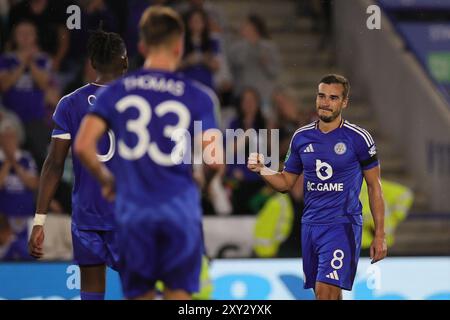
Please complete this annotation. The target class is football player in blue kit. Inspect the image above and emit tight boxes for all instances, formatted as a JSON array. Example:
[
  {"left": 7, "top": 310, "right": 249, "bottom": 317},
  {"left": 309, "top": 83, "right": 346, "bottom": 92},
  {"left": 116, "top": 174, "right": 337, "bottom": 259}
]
[
  {"left": 28, "top": 30, "right": 128, "bottom": 300},
  {"left": 248, "top": 74, "right": 387, "bottom": 300},
  {"left": 74, "top": 7, "right": 223, "bottom": 300}
]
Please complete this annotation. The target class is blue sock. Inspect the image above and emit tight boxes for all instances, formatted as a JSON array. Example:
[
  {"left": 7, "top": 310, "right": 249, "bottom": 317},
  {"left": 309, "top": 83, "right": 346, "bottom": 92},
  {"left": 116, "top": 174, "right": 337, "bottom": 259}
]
[{"left": 80, "top": 291, "right": 105, "bottom": 300}]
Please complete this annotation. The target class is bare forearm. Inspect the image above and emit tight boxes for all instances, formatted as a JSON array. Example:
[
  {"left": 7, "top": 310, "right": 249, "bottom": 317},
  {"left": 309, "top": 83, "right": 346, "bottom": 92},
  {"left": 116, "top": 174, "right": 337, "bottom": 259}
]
[
  {"left": 261, "top": 171, "right": 291, "bottom": 193},
  {"left": 368, "top": 184, "right": 385, "bottom": 236},
  {"left": 35, "top": 158, "right": 65, "bottom": 213},
  {"left": 248, "top": 153, "right": 298, "bottom": 192}
]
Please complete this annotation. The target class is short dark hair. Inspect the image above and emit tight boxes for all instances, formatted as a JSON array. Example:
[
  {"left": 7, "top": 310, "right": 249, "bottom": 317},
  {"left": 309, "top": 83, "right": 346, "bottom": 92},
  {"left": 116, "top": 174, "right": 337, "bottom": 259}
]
[
  {"left": 87, "top": 28, "right": 126, "bottom": 72},
  {"left": 139, "top": 6, "right": 185, "bottom": 47},
  {"left": 319, "top": 74, "right": 350, "bottom": 99}
]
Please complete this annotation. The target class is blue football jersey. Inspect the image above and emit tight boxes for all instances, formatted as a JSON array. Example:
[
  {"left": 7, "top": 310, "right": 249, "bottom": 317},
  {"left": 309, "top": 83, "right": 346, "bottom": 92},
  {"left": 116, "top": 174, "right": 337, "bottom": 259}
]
[
  {"left": 52, "top": 83, "right": 116, "bottom": 230},
  {"left": 90, "top": 69, "right": 218, "bottom": 221},
  {"left": 284, "top": 120, "right": 379, "bottom": 225}
]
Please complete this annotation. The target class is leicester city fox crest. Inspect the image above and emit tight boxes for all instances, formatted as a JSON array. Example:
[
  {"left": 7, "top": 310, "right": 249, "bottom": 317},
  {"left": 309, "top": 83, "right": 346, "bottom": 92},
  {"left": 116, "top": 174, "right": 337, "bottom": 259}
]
[{"left": 334, "top": 142, "right": 347, "bottom": 155}]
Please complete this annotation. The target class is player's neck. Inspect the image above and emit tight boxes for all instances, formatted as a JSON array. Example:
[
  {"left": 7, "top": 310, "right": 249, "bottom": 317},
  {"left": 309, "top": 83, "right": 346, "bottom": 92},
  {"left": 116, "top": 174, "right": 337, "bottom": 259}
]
[
  {"left": 318, "top": 116, "right": 342, "bottom": 133},
  {"left": 94, "top": 74, "right": 120, "bottom": 85},
  {"left": 144, "top": 55, "right": 177, "bottom": 72}
]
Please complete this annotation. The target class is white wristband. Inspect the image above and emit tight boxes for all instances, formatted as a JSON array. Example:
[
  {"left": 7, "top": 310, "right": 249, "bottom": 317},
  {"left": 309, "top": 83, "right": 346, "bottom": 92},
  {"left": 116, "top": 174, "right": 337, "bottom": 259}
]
[
  {"left": 260, "top": 166, "right": 278, "bottom": 176},
  {"left": 33, "top": 214, "right": 47, "bottom": 226}
]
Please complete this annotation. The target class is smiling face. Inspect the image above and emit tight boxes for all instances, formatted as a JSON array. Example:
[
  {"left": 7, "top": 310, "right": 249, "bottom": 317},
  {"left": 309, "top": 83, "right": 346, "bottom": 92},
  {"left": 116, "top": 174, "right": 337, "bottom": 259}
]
[{"left": 316, "top": 83, "right": 348, "bottom": 123}]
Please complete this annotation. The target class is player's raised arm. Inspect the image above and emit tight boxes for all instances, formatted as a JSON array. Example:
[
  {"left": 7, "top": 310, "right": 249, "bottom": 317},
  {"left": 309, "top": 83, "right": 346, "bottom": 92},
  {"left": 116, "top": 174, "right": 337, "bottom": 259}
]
[
  {"left": 193, "top": 83, "right": 225, "bottom": 184},
  {"left": 28, "top": 137, "right": 70, "bottom": 259},
  {"left": 247, "top": 152, "right": 299, "bottom": 193},
  {"left": 74, "top": 115, "right": 115, "bottom": 201},
  {"left": 199, "top": 128, "right": 225, "bottom": 189},
  {"left": 363, "top": 165, "right": 387, "bottom": 264},
  {"left": 202, "top": 127, "right": 224, "bottom": 167}
]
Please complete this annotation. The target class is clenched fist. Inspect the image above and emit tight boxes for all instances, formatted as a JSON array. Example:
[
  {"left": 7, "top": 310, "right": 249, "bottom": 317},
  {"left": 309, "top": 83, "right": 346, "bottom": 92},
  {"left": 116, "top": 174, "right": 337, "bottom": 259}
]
[{"left": 247, "top": 153, "right": 264, "bottom": 173}]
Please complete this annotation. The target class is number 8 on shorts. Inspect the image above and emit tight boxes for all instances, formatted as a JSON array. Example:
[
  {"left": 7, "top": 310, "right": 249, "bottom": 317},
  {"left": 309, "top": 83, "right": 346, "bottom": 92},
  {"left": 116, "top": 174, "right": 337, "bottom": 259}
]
[{"left": 331, "top": 249, "right": 344, "bottom": 270}]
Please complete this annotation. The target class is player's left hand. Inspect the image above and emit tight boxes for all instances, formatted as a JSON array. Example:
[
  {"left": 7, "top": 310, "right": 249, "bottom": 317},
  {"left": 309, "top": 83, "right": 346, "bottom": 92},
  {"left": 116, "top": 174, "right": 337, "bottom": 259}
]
[{"left": 370, "top": 235, "right": 387, "bottom": 264}]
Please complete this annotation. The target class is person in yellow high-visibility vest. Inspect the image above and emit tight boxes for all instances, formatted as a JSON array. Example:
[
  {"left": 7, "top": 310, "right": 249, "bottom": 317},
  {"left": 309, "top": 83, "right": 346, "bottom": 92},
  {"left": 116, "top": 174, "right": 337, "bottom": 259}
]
[
  {"left": 192, "top": 255, "right": 214, "bottom": 300},
  {"left": 253, "top": 190, "right": 294, "bottom": 258},
  {"left": 360, "top": 179, "right": 413, "bottom": 250}
]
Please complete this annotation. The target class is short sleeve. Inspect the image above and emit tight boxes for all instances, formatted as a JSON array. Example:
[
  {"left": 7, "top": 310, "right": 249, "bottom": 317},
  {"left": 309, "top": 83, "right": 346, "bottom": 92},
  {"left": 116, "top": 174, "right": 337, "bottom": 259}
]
[
  {"left": 52, "top": 95, "right": 72, "bottom": 139},
  {"left": 283, "top": 133, "right": 303, "bottom": 175},
  {"left": 354, "top": 128, "right": 379, "bottom": 171}
]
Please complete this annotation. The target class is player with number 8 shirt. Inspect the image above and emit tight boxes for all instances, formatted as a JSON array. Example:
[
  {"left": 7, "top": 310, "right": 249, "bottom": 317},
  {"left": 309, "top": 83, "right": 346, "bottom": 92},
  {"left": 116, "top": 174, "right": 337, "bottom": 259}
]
[{"left": 247, "top": 74, "right": 387, "bottom": 300}]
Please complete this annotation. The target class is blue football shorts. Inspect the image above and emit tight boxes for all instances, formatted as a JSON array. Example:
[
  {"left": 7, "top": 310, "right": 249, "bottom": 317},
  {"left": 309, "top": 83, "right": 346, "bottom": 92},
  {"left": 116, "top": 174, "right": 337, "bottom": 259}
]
[
  {"left": 302, "top": 223, "right": 362, "bottom": 291},
  {"left": 71, "top": 223, "right": 119, "bottom": 271},
  {"left": 115, "top": 198, "right": 203, "bottom": 299}
]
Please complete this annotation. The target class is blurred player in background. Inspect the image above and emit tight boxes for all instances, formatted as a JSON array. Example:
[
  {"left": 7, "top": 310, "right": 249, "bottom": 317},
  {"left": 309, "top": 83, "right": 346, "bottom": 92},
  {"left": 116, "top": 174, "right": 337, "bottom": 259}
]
[
  {"left": 75, "top": 6, "right": 223, "bottom": 300},
  {"left": 248, "top": 74, "right": 387, "bottom": 300},
  {"left": 28, "top": 29, "right": 128, "bottom": 300}
]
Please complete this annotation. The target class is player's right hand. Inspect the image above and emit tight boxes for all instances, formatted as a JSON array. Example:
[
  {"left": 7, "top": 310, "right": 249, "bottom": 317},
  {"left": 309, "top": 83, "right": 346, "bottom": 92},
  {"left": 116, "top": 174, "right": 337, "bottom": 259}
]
[
  {"left": 28, "top": 225, "right": 45, "bottom": 259},
  {"left": 100, "top": 169, "right": 116, "bottom": 201},
  {"left": 247, "top": 153, "right": 264, "bottom": 173}
]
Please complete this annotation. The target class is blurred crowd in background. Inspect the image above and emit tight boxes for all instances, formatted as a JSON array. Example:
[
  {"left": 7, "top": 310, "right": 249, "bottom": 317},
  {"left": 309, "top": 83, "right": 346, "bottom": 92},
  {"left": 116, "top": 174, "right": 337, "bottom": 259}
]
[{"left": 0, "top": 0, "right": 351, "bottom": 260}]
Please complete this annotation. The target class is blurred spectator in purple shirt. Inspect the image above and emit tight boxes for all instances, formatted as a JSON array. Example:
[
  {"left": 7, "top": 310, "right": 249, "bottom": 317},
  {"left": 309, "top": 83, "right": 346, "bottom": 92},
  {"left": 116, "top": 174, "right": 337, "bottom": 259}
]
[
  {"left": 178, "top": 8, "right": 220, "bottom": 89},
  {"left": 0, "top": 110, "right": 38, "bottom": 219},
  {"left": 0, "top": 213, "right": 32, "bottom": 261},
  {"left": 0, "top": 111, "right": 37, "bottom": 261},
  {"left": 0, "top": 20, "right": 52, "bottom": 167},
  {"left": 8, "top": 0, "right": 70, "bottom": 72}
]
